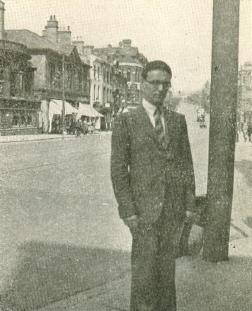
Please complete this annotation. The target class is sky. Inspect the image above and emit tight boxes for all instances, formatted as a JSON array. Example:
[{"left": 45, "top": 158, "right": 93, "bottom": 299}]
[{"left": 3, "top": 0, "right": 252, "bottom": 93}]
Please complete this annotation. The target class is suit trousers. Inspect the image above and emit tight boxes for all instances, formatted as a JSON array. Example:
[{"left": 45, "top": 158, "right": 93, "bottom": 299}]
[{"left": 130, "top": 199, "right": 184, "bottom": 311}]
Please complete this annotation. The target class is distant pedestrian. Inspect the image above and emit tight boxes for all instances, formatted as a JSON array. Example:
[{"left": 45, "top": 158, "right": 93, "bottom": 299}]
[
  {"left": 241, "top": 122, "right": 248, "bottom": 142},
  {"left": 75, "top": 119, "right": 82, "bottom": 137},
  {"left": 82, "top": 120, "right": 88, "bottom": 134},
  {"left": 69, "top": 119, "right": 76, "bottom": 135},
  {"left": 236, "top": 121, "right": 241, "bottom": 142},
  {"left": 247, "top": 121, "right": 252, "bottom": 142}
]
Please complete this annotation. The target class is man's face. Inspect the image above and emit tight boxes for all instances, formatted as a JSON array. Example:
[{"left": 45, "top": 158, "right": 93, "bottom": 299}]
[{"left": 142, "top": 69, "right": 171, "bottom": 106}]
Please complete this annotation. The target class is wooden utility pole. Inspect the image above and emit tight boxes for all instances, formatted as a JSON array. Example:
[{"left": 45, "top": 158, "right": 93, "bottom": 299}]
[{"left": 203, "top": 0, "right": 240, "bottom": 262}]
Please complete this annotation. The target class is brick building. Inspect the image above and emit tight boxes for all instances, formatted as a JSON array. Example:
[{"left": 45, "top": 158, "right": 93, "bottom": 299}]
[
  {"left": 0, "top": 1, "right": 40, "bottom": 135},
  {"left": 73, "top": 40, "right": 127, "bottom": 130},
  {"left": 6, "top": 15, "right": 90, "bottom": 133},
  {"left": 93, "top": 39, "right": 148, "bottom": 108}
]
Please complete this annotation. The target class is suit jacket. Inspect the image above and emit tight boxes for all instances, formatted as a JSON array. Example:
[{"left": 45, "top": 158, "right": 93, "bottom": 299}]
[{"left": 111, "top": 104, "right": 195, "bottom": 225}]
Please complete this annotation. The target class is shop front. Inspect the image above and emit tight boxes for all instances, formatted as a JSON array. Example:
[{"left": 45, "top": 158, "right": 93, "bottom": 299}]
[
  {"left": 99, "top": 104, "right": 112, "bottom": 130},
  {"left": 48, "top": 99, "right": 78, "bottom": 134},
  {"left": 77, "top": 103, "right": 103, "bottom": 130},
  {"left": 0, "top": 98, "right": 41, "bottom": 135}
]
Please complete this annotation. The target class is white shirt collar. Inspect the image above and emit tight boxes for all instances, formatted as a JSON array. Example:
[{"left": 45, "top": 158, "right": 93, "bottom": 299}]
[{"left": 142, "top": 98, "right": 157, "bottom": 117}]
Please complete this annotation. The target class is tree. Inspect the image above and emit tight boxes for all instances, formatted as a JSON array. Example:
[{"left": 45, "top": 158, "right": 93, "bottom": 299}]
[
  {"left": 187, "top": 81, "right": 210, "bottom": 112},
  {"left": 201, "top": 81, "right": 210, "bottom": 113}
]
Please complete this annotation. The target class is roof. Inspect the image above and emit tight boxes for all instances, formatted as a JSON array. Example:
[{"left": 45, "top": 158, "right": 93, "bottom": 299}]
[
  {"left": 60, "top": 44, "right": 75, "bottom": 55},
  {"left": 94, "top": 57, "right": 106, "bottom": 64},
  {"left": 120, "top": 54, "right": 142, "bottom": 66},
  {"left": 6, "top": 30, "right": 79, "bottom": 57},
  {"left": 94, "top": 46, "right": 139, "bottom": 58},
  {"left": 77, "top": 103, "right": 103, "bottom": 118},
  {"left": 6, "top": 29, "right": 61, "bottom": 52}
]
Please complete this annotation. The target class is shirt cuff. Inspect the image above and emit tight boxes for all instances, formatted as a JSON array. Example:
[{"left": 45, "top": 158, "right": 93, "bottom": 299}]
[{"left": 124, "top": 215, "right": 138, "bottom": 221}]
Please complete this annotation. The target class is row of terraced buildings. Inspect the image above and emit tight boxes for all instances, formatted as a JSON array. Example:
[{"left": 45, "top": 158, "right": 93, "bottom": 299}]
[{"left": 0, "top": 1, "right": 148, "bottom": 135}]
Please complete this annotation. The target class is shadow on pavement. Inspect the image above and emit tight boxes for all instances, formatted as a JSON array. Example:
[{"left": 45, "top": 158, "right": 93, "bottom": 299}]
[
  {"left": 176, "top": 254, "right": 252, "bottom": 311},
  {"left": 0, "top": 240, "right": 130, "bottom": 311},
  {"left": 76, "top": 255, "right": 252, "bottom": 311},
  {"left": 235, "top": 159, "right": 252, "bottom": 187},
  {"left": 244, "top": 217, "right": 252, "bottom": 229}
]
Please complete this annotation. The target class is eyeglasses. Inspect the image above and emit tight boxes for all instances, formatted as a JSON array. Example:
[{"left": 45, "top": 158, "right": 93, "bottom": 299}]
[{"left": 145, "top": 80, "right": 171, "bottom": 89}]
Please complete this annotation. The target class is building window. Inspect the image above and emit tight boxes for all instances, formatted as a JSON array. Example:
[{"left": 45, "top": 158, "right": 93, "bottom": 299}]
[
  {"left": 127, "top": 70, "right": 131, "bottom": 81},
  {"left": 72, "top": 67, "right": 79, "bottom": 91},
  {"left": 27, "top": 114, "right": 32, "bottom": 125},
  {"left": 97, "top": 86, "right": 100, "bottom": 100},
  {"left": 49, "top": 63, "right": 56, "bottom": 87},
  {"left": 78, "top": 70, "right": 82, "bottom": 91},
  {"left": 123, "top": 69, "right": 127, "bottom": 79},
  {"left": 103, "top": 87, "right": 106, "bottom": 103},
  {"left": 0, "top": 69, "right": 4, "bottom": 81},
  {"left": 24, "top": 71, "right": 33, "bottom": 96},
  {"left": 20, "top": 114, "right": 26, "bottom": 126},
  {"left": 0, "top": 69, "right": 5, "bottom": 95},
  {"left": 12, "top": 113, "right": 19, "bottom": 126},
  {"left": 66, "top": 64, "right": 71, "bottom": 89},
  {"left": 98, "top": 67, "right": 100, "bottom": 80},
  {"left": 10, "top": 71, "right": 19, "bottom": 97},
  {"left": 94, "top": 65, "right": 96, "bottom": 79},
  {"left": 94, "top": 85, "right": 96, "bottom": 100}
]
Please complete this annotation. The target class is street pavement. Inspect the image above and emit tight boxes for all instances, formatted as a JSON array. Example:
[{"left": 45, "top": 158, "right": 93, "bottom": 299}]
[
  {"left": 0, "top": 134, "right": 70, "bottom": 144},
  {"left": 0, "top": 131, "right": 131, "bottom": 311},
  {"left": 37, "top": 238, "right": 252, "bottom": 311},
  {"left": 0, "top": 103, "right": 251, "bottom": 310}
]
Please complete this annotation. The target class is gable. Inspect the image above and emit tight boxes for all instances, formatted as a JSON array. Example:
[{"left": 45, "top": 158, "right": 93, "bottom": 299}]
[{"left": 68, "top": 46, "right": 82, "bottom": 64}]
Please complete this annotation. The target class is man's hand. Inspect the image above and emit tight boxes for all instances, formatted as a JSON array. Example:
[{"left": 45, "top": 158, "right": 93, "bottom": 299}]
[{"left": 123, "top": 215, "right": 139, "bottom": 232}]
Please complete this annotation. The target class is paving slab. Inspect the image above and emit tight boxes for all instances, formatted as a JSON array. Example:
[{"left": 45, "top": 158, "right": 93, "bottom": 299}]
[{"left": 37, "top": 238, "right": 252, "bottom": 311}]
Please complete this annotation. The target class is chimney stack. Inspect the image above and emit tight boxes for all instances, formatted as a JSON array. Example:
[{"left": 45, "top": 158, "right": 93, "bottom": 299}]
[
  {"left": 57, "top": 25, "right": 71, "bottom": 46},
  {"left": 0, "top": 1, "right": 5, "bottom": 40},
  {"left": 122, "top": 39, "right": 132, "bottom": 48},
  {"left": 43, "top": 15, "right": 59, "bottom": 43},
  {"left": 72, "top": 37, "right": 85, "bottom": 55}
]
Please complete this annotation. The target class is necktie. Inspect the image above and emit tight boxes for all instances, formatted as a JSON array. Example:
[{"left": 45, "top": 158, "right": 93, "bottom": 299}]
[{"left": 154, "top": 106, "right": 166, "bottom": 148}]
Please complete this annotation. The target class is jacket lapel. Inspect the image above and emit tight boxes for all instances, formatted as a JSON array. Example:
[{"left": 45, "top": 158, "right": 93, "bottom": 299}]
[
  {"left": 136, "top": 105, "right": 173, "bottom": 151},
  {"left": 164, "top": 109, "right": 175, "bottom": 148},
  {"left": 136, "top": 104, "right": 159, "bottom": 141}
]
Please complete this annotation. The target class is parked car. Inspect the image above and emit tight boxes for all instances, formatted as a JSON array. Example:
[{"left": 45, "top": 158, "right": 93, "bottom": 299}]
[
  {"left": 197, "top": 108, "right": 205, "bottom": 122},
  {"left": 199, "top": 115, "right": 207, "bottom": 128}
]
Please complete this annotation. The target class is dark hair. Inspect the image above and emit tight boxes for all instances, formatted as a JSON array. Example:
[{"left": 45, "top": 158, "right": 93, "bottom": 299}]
[{"left": 142, "top": 60, "right": 172, "bottom": 80}]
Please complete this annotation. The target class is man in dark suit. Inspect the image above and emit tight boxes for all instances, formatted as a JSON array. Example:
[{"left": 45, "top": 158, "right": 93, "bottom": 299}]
[{"left": 111, "top": 60, "right": 196, "bottom": 311}]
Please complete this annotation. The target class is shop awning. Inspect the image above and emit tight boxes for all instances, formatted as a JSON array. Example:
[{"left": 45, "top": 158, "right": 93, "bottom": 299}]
[
  {"left": 78, "top": 103, "right": 104, "bottom": 118},
  {"left": 49, "top": 99, "right": 78, "bottom": 115}
]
